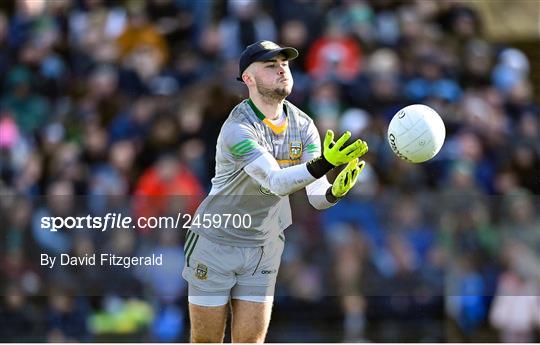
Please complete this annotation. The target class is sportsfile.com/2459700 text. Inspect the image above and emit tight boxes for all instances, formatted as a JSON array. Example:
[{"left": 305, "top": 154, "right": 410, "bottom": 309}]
[{"left": 40, "top": 212, "right": 252, "bottom": 232}]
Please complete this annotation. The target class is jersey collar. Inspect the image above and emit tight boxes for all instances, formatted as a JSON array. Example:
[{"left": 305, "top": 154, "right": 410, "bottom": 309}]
[{"left": 247, "top": 98, "right": 288, "bottom": 135}]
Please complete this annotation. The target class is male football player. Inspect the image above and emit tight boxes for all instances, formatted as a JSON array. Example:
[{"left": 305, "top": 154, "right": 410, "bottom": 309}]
[{"left": 182, "top": 40, "right": 368, "bottom": 342}]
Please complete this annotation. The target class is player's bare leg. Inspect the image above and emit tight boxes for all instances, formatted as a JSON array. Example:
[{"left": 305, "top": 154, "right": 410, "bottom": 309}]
[
  {"left": 189, "top": 303, "right": 228, "bottom": 343},
  {"left": 230, "top": 299, "right": 273, "bottom": 343}
]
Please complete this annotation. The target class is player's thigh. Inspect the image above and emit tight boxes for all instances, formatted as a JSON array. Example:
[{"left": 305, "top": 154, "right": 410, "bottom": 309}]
[
  {"left": 230, "top": 299, "right": 273, "bottom": 343},
  {"left": 189, "top": 302, "right": 229, "bottom": 343},
  {"left": 234, "top": 236, "right": 284, "bottom": 296},
  {"left": 231, "top": 239, "right": 284, "bottom": 303},
  {"left": 182, "top": 233, "right": 238, "bottom": 342},
  {"left": 230, "top": 238, "right": 284, "bottom": 342}
]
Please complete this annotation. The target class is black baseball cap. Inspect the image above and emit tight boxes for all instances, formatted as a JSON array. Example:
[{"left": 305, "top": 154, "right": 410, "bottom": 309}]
[{"left": 237, "top": 40, "right": 299, "bottom": 82}]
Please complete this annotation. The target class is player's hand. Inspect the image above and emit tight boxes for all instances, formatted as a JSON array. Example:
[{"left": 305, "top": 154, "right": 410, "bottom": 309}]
[
  {"left": 323, "top": 130, "right": 368, "bottom": 167},
  {"left": 331, "top": 158, "right": 365, "bottom": 198}
]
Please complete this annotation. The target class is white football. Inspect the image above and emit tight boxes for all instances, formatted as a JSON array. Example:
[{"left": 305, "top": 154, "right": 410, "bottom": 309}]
[{"left": 387, "top": 104, "right": 446, "bottom": 163}]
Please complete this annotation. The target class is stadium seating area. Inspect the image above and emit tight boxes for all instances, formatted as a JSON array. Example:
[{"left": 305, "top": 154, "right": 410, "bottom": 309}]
[{"left": 1, "top": 0, "right": 539, "bottom": 342}]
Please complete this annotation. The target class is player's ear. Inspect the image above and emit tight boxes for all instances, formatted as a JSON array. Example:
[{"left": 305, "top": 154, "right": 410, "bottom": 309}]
[
  {"left": 242, "top": 71, "right": 253, "bottom": 84},
  {"left": 243, "top": 65, "right": 256, "bottom": 84}
]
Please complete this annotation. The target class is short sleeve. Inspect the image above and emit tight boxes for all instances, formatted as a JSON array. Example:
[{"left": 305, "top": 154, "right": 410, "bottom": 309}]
[
  {"left": 221, "top": 121, "right": 268, "bottom": 167},
  {"left": 301, "top": 119, "right": 322, "bottom": 163}
]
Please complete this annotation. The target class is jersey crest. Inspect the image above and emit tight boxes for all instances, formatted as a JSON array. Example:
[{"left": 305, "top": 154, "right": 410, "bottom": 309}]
[{"left": 289, "top": 141, "right": 303, "bottom": 160}]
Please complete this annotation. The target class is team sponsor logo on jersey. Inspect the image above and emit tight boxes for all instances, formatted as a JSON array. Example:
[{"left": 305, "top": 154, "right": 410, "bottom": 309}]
[
  {"left": 261, "top": 269, "right": 277, "bottom": 275},
  {"left": 289, "top": 141, "right": 303, "bottom": 160},
  {"left": 195, "top": 263, "right": 208, "bottom": 280}
]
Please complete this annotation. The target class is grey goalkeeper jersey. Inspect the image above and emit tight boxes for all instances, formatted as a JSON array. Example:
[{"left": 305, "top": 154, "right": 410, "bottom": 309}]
[{"left": 190, "top": 99, "right": 321, "bottom": 247}]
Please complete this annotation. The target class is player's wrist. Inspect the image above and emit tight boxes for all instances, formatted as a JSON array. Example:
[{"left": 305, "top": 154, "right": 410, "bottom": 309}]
[{"left": 306, "top": 155, "right": 334, "bottom": 178}]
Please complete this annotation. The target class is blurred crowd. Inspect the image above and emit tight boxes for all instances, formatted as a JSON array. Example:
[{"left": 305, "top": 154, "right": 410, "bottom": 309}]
[{"left": 1, "top": 0, "right": 539, "bottom": 342}]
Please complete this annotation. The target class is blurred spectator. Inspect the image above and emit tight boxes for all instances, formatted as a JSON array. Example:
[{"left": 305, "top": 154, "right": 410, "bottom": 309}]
[
  {"left": 77, "top": 64, "right": 121, "bottom": 125},
  {"left": 344, "top": 48, "right": 404, "bottom": 115},
  {"left": 133, "top": 155, "right": 204, "bottom": 228},
  {"left": 145, "top": 0, "right": 193, "bottom": 49},
  {"left": 31, "top": 180, "right": 75, "bottom": 255},
  {"left": 326, "top": 0, "right": 375, "bottom": 44},
  {"left": 271, "top": 0, "right": 327, "bottom": 37},
  {"left": 387, "top": 195, "right": 435, "bottom": 262},
  {"left": 305, "top": 24, "right": 363, "bottom": 81},
  {"left": 109, "top": 139, "right": 137, "bottom": 184},
  {"left": 446, "top": 256, "right": 488, "bottom": 337},
  {"left": 488, "top": 188, "right": 540, "bottom": 341},
  {"left": 100, "top": 230, "right": 145, "bottom": 296},
  {"left": 459, "top": 39, "right": 493, "bottom": 88},
  {"left": 489, "top": 272, "right": 540, "bottom": 342},
  {"left": 218, "top": 0, "right": 277, "bottom": 60},
  {"left": 508, "top": 142, "right": 540, "bottom": 194},
  {"left": 116, "top": 3, "right": 169, "bottom": 72},
  {"left": 307, "top": 80, "right": 345, "bottom": 130},
  {"left": 326, "top": 223, "right": 369, "bottom": 342},
  {"left": 109, "top": 97, "right": 154, "bottom": 144},
  {"left": 46, "top": 294, "right": 89, "bottom": 342},
  {"left": 437, "top": 2, "right": 481, "bottom": 41},
  {"left": 493, "top": 48, "right": 530, "bottom": 96},
  {"left": 139, "top": 231, "right": 186, "bottom": 301},
  {"left": 1, "top": 66, "right": 49, "bottom": 134},
  {"left": 0, "top": 287, "right": 41, "bottom": 342}
]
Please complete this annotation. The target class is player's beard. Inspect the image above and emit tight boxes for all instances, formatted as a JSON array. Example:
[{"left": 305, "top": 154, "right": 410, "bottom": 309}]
[{"left": 255, "top": 77, "right": 292, "bottom": 103}]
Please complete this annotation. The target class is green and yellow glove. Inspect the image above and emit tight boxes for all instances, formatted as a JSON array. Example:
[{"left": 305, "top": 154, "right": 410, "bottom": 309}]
[
  {"left": 307, "top": 130, "right": 368, "bottom": 178},
  {"left": 331, "top": 158, "right": 365, "bottom": 198},
  {"left": 323, "top": 130, "right": 368, "bottom": 166}
]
